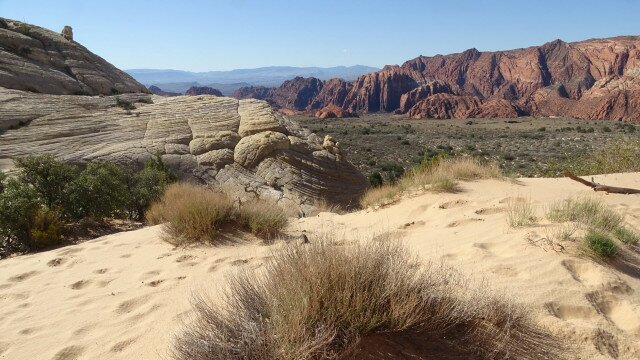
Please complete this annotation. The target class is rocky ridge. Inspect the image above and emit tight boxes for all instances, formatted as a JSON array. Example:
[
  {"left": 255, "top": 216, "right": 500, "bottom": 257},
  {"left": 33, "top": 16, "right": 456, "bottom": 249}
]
[
  {"left": 0, "top": 18, "right": 147, "bottom": 95},
  {"left": 0, "top": 88, "right": 367, "bottom": 212},
  {"left": 234, "top": 37, "right": 640, "bottom": 120}
]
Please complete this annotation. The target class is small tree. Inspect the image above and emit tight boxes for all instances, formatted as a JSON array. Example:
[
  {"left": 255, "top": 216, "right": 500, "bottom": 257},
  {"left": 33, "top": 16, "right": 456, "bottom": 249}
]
[
  {"left": 0, "top": 179, "right": 42, "bottom": 254},
  {"left": 64, "top": 162, "right": 129, "bottom": 220},
  {"left": 14, "top": 155, "right": 78, "bottom": 209},
  {"left": 127, "top": 155, "right": 176, "bottom": 220}
]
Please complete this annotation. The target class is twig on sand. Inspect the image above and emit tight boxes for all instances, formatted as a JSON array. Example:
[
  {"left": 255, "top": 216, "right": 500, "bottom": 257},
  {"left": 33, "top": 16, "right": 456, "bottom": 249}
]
[{"left": 564, "top": 172, "right": 640, "bottom": 194}]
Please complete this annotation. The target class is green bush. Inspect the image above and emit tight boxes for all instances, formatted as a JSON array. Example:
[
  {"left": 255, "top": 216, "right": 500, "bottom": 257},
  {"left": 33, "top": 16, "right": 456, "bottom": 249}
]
[
  {"left": 367, "top": 172, "right": 383, "bottom": 187},
  {"left": 14, "top": 155, "right": 78, "bottom": 208},
  {"left": 585, "top": 230, "right": 616, "bottom": 258},
  {"left": 0, "top": 172, "right": 6, "bottom": 193},
  {"left": 613, "top": 226, "right": 639, "bottom": 245},
  {"left": 64, "top": 162, "right": 130, "bottom": 219},
  {"left": 0, "top": 179, "right": 42, "bottom": 254},
  {"left": 127, "top": 156, "right": 176, "bottom": 220}
]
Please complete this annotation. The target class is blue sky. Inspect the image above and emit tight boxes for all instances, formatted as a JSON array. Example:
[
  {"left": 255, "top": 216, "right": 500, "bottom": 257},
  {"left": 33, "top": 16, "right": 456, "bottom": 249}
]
[{"left": 1, "top": 0, "right": 639, "bottom": 71}]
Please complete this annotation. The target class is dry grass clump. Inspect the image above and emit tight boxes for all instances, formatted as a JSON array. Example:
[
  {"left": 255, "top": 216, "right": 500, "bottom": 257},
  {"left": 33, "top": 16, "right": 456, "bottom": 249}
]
[
  {"left": 172, "top": 240, "right": 561, "bottom": 360},
  {"left": 145, "top": 183, "right": 287, "bottom": 244},
  {"left": 360, "top": 157, "right": 501, "bottom": 207},
  {"left": 546, "top": 197, "right": 623, "bottom": 232},
  {"left": 506, "top": 197, "right": 537, "bottom": 228},
  {"left": 545, "top": 197, "right": 638, "bottom": 257},
  {"left": 237, "top": 200, "right": 288, "bottom": 241}
]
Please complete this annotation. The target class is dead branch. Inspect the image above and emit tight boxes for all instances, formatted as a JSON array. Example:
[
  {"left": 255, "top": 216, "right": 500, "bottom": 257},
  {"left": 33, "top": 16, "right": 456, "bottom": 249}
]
[{"left": 564, "top": 171, "right": 640, "bottom": 194}]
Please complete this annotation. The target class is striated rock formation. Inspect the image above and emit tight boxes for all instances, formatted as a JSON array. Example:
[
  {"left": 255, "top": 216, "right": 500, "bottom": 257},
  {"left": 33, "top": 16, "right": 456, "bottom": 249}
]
[
  {"left": 0, "top": 88, "right": 368, "bottom": 211},
  {"left": 315, "top": 104, "right": 357, "bottom": 119},
  {"left": 0, "top": 18, "right": 148, "bottom": 95},
  {"left": 235, "top": 37, "right": 640, "bottom": 121},
  {"left": 185, "top": 86, "right": 223, "bottom": 96}
]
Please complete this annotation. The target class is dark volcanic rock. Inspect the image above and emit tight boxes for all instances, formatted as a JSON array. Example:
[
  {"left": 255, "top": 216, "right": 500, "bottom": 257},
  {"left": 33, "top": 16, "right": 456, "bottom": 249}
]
[
  {"left": 185, "top": 86, "right": 223, "bottom": 96},
  {"left": 0, "top": 18, "right": 148, "bottom": 95}
]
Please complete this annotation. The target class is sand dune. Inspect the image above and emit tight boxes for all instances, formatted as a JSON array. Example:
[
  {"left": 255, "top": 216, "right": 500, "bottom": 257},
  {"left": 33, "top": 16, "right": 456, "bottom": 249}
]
[{"left": 1, "top": 174, "right": 639, "bottom": 359}]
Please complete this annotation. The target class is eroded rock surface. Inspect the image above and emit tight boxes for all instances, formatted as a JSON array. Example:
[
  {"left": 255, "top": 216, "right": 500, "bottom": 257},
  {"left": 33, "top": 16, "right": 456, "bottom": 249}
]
[
  {"left": 0, "top": 18, "right": 147, "bottom": 95},
  {"left": 0, "top": 89, "right": 367, "bottom": 212},
  {"left": 234, "top": 36, "right": 640, "bottom": 121}
]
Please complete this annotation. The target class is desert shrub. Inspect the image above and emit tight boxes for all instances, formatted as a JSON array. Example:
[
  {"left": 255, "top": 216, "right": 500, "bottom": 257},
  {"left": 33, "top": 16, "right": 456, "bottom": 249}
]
[
  {"left": 147, "top": 183, "right": 236, "bottom": 245},
  {"left": 0, "top": 18, "right": 8, "bottom": 29},
  {"left": 237, "top": 200, "right": 287, "bottom": 240},
  {"left": 506, "top": 197, "right": 537, "bottom": 228},
  {"left": 64, "top": 162, "right": 130, "bottom": 219},
  {"left": 126, "top": 155, "right": 176, "bottom": 220},
  {"left": 0, "top": 172, "right": 6, "bottom": 193},
  {"left": 115, "top": 97, "right": 136, "bottom": 110},
  {"left": 367, "top": 171, "right": 383, "bottom": 187},
  {"left": 585, "top": 230, "right": 616, "bottom": 258},
  {"left": 360, "top": 157, "right": 501, "bottom": 207},
  {"left": 29, "top": 208, "right": 63, "bottom": 249},
  {"left": 172, "top": 240, "right": 560, "bottom": 360},
  {"left": 0, "top": 179, "right": 42, "bottom": 254},
  {"left": 15, "top": 23, "right": 30, "bottom": 35},
  {"left": 379, "top": 162, "right": 405, "bottom": 183},
  {"left": 14, "top": 155, "right": 79, "bottom": 208},
  {"left": 546, "top": 197, "right": 622, "bottom": 232},
  {"left": 613, "top": 226, "right": 639, "bottom": 245},
  {"left": 545, "top": 138, "right": 640, "bottom": 176}
]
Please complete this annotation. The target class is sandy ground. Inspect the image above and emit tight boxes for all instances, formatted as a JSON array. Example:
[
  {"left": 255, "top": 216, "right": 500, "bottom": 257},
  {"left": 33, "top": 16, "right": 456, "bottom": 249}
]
[{"left": 1, "top": 173, "right": 639, "bottom": 359}]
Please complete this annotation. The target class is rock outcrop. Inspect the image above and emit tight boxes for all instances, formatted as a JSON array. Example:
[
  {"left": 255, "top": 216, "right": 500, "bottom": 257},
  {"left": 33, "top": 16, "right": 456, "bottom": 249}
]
[
  {"left": 234, "top": 36, "right": 640, "bottom": 121},
  {"left": 315, "top": 104, "right": 357, "bottom": 119},
  {"left": 0, "top": 88, "right": 368, "bottom": 211},
  {"left": 185, "top": 86, "right": 223, "bottom": 96},
  {"left": 0, "top": 18, "right": 148, "bottom": 95},
  {"left": 148, "top": 85, "right": 180, "bottom": 97}
]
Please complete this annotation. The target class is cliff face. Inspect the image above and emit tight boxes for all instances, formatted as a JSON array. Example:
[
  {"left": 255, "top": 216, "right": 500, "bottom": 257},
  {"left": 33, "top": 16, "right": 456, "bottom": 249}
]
[
  {"left": 0, "top": 18, "right": 148, "bottom": 95},
  {"left": 235, "top": 36, "right": 640, "bottom": 120}
]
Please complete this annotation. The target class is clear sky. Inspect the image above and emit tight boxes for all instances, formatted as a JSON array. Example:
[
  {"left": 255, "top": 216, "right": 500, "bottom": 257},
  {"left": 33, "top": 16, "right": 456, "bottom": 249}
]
[{"left": 1, "top": 0, "right": 639, "bottom": 72}]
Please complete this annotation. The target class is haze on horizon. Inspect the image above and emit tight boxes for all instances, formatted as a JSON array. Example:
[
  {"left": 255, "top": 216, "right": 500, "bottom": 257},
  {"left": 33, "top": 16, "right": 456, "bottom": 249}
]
[{"left": 1, "top": 0, "right": 639, "bottom": 72}]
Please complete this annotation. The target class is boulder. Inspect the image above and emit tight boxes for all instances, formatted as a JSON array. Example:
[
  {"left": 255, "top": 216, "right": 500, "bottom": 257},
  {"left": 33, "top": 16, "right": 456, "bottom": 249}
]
[
  {"left": 233, "top": 131, "right": 290, "bottom": 168},
  {"left": 189, "top": 131, "right": 241, "bottom": 155},
  {"left": 60, "top": 26, "right": 73, "bottom": 41},
  {"left": 315, "top": 104, "right": 357, "bottom": 119}
]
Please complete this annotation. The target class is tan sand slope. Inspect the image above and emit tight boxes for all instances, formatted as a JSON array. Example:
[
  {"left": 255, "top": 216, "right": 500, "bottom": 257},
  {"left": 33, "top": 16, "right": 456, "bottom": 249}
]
[{"left": 1, "top": 174, "right": 639, "bottom": 359}]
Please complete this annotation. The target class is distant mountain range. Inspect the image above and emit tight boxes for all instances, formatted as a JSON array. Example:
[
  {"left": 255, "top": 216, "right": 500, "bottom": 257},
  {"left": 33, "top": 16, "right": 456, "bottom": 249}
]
[{"left": 125, "top": 66, "right": 378, "bottom": 95}]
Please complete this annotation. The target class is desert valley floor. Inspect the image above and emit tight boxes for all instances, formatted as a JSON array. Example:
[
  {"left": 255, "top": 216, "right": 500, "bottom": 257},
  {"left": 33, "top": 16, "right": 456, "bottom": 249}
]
[{"left": 0, "top": 174, "right": 639, "bottom": 359}]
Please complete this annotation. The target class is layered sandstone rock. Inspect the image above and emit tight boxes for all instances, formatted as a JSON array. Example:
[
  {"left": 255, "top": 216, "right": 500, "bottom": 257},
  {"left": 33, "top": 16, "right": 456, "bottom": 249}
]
[
  {"left": 0, "top": 18, "right": 148, "bottom": 95},
  {"left": 185, "top": 86, "right": 223, "bottom": 96},
  {"left": 235, "top": 37, "right": 640, "bottom": 121},
  {"left": 0, "top": 88, "right": 368, "bottom": 212},
  {"left": 315, "top": 104, "right": 357, "bottom": 119}
]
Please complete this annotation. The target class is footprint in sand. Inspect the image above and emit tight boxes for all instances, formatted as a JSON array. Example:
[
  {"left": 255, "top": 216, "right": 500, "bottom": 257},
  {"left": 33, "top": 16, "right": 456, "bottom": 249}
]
[
  {"left": 398, "top": 220, "right": 426, "bottom": 229},
  {"left": 52, "top": 345, "right": 85, "bottom": 360},
  {"left": 115, "top": 295, "right": 151, "bottom": 315},
  {"left": 499, "top": 196, "right": 526, "bottom": 204},
  {"left": 70, "top": 280, "right": 91, "bottom": 290},
  {"left": 145, "top": 279, "right": 165, "bottom": 288},
  {"left": 175, "top": 255, "right": 196, "bottom": 263},
  {"left": 447, "top": 218, "right": 484, "bottom": 228},
  {"left": 93, "top": 268, "right": 109, "bottom": 274},
  {"left": 586, "top": 291, "right": 640, "bottom": 332},
  {"left": 72, "top": 323, "right": 97, "bottom": 337},
  {"left": 120, "top": 254, "right": 132, "bottom": 259},
  {"left": 544, "top": 301, "right": 597, "bottom": 320},
  {"left": 438, "top": 199, "right": 468, "bottom": 209},
  {"left": 490, "top": 264, "right": 518, "bottom": 277},
  {"left": 231, "top": 258, "right": 252, "bottom": 266},
  {"left": 47, "top": 257, "right": 66, "bottom": 267},
  {"left": 560, "top": 259, "right": 633, "bottom": 294},
  {"left": 19, "top": 326, "right": 40, "bottom": 335},
  {"left": 8, "top": 271, "right": 39, "bottom": 282},
  {"left": 474, "top": 207, "right": 505, "bottom": 215},
  {"left": 110, "top": 337, "right": 138, "bottom": 353},
  {"left": 472, "top": 242, "right": 498, "bottom": 252}
]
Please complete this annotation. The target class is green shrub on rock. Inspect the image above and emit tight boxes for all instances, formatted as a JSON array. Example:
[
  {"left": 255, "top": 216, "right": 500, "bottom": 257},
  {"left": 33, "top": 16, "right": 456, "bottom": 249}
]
[
  {"left": 14, "top": 155, "right": 78, "bottom": 208},
  {"left": 29, "top": 208, "right": 63, "bottom": 249},
  {"left": 0, "top": 179, "right": 42, "bottom": 254}
]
